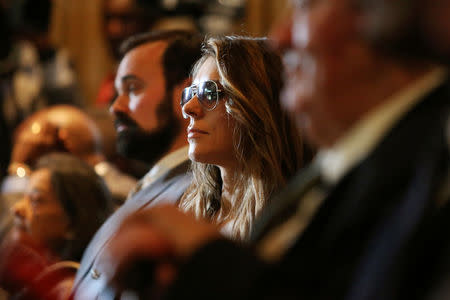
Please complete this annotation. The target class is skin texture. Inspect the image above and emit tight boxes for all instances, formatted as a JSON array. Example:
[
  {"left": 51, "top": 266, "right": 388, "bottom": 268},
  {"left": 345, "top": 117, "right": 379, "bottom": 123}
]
[
  {"left": 112, "top": 42, "right": 169, "bottom": 134},
  {"left": 12, "top": 169, "right": 70, "bottom": 251},
  {"left": 281, "top": 0, "right": 383, "bottom": 147},
  {"left": 280, "top": 0, "right": 430, "bottom": 148},
  {"left": 110, "top": 41, "right": 189, "bottom": 163},
  {"left": 182, "top": 57, "right": 237, "bottom": 171}
]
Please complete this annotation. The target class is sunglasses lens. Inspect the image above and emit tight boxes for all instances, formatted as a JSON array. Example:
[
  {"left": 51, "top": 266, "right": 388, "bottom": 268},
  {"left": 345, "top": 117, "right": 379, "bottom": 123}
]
[
  {"left": 198, "top": 81, "right": 218, "bottom": 109},
  {"left": 181, "top": 87, "right": 192, "bottom": 106}
]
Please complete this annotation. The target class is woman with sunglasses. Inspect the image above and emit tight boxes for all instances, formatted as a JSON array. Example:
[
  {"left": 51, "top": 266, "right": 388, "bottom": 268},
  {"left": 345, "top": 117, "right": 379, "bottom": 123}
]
[{"left": 179, "top": 35, "right": 303, "bottom": 240}]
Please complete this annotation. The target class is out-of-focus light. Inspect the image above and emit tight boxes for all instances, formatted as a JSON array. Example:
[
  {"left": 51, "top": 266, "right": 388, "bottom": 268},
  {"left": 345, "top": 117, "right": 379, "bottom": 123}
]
[
  {"left": 200, "top": 15, "right": 232, "bottom": 34},
  {"left": 95, "top": 162, "right": 109, "bottom": 176},
  {"left": 17, "top": 167, "right": 27, "bottom": 178},
  {"left": 31, "top": 122, "right": 41, "bottom": 134}
]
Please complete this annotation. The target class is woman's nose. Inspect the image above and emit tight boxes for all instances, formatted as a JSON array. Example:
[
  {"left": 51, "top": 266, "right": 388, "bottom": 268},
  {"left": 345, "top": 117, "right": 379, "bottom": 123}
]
[{"left": 182, "top": 94, "right": 204, "bottom": 119}]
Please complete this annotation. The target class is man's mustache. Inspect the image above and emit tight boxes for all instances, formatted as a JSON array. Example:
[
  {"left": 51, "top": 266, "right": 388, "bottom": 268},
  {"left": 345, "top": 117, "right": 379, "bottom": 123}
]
[{"left": 114, "top": 112, "right": 139, "bottom": 130}]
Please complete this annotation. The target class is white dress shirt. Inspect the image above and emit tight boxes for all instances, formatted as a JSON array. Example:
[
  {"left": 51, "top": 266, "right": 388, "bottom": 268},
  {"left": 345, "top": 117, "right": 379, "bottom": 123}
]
[{"left": 129, "top": 146, "right": 189, "bottom": 198}]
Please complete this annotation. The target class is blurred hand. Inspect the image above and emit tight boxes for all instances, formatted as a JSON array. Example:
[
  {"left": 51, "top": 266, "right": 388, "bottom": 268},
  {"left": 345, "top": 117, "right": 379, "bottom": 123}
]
[
  {"left": 11, "top": 121, "right": 61, "bottom": 166},
  {"left": 97, "top": 205, "right": 221, "bottom": 298}
]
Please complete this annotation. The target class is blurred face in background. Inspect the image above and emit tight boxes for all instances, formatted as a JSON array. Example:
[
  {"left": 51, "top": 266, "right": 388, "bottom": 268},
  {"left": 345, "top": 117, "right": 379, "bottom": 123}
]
[
  {"left": 12, "top": 168, "right": 70, "bottom": 250},
  {"left": 277, "top": 0, "right": 383, "bottom": 147},
  {"left": 103, "top": 0, "right": 152, "bottom": 59},
  {"left": 111, "top": 42, "right": 180, "bottom": 165}
]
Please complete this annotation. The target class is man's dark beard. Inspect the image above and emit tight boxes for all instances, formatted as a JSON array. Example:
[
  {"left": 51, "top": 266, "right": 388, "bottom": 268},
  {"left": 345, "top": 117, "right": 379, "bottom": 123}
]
[{"left": 114, "top": 95, "right": 180, "bottom": 166}]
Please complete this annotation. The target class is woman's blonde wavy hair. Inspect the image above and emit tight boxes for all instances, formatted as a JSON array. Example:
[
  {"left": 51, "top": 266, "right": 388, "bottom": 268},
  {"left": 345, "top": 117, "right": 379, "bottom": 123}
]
[{"left": 179, "top": 36, "right": 303, "bottom": 240}]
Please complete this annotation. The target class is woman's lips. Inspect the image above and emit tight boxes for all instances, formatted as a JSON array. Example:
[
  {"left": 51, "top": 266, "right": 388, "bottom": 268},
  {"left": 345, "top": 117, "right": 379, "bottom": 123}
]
[{"left": 187, "top": 127, "right": 208, "bottom": 138}]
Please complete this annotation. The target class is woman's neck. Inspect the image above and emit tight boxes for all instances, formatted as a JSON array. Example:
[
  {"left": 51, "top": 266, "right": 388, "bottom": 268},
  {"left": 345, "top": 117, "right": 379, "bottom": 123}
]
[{"left": 218, "top": 166, "right": 237, "bottom": 207}]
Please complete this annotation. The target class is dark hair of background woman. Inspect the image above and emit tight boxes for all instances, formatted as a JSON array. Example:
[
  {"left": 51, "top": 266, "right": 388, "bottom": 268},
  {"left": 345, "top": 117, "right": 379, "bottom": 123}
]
[{"left": 34, "top": 153, "right": 114, "bottom": 261}]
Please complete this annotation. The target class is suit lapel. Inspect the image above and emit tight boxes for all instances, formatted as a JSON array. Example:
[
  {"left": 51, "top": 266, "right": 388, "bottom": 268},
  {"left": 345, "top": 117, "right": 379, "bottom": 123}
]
[
  {"left": 74, "top": 160, "right": 191, "bottom": 286},
  {"left": 255, "top": 81, "right": 449, "bottom": 299},
  {"left": 250, "top": 84, "right": 449, "bottom": 299},
  {"left": 250, "top": 162, "right": 322, "bottom": 243}
]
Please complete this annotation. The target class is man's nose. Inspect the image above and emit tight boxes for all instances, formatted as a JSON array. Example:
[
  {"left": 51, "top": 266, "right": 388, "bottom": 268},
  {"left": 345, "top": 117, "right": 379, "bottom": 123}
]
[{"left": 110, "top": 93, "right": 130, "bottom": 116}]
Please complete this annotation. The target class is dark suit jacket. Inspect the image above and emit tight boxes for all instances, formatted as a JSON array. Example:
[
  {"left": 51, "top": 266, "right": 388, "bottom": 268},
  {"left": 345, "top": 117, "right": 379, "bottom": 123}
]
[
  {"left": 166, "top": 83, "right": 450, "bottom": 300},
  {"left": 71, "top": 160, "right": 191, "bottom": 299}
]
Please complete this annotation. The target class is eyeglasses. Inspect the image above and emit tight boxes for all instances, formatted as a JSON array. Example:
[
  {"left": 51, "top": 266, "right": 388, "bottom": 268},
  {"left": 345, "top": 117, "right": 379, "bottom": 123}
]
[{"left": 180, "top": 80, "right": 224, "bottom": 111}]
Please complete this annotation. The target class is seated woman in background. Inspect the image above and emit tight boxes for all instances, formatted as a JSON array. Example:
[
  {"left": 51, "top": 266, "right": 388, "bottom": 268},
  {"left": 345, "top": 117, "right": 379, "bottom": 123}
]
[
  {"left": 0, "top": 153, "right": 114, "bottom": 299},
  {"left": 179, "top": 35, "right": 303, "bottom": 240}
]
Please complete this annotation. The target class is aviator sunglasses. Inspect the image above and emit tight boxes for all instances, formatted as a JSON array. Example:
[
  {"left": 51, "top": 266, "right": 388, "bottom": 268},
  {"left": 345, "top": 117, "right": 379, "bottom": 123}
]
[{"left": 180, "top": 80, "right": 224, "bottom": 111}]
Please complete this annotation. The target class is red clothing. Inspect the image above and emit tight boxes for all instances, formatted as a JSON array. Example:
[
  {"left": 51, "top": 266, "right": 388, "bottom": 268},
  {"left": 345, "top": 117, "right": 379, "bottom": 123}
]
[{"left": 0, "top": 230, "right": 76, "bottom": 299}]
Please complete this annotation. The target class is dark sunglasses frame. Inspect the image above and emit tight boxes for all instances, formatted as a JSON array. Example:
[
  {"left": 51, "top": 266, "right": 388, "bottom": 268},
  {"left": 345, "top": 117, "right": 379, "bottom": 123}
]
[{"left": 180, "top": 80, "right": 224, "bottom": 111}]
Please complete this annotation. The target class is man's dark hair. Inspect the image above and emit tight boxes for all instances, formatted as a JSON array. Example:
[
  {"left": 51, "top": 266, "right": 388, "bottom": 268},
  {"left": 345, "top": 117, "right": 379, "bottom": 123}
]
[{"left": 120, "top": 30, "right": 203, "bottom": 91}]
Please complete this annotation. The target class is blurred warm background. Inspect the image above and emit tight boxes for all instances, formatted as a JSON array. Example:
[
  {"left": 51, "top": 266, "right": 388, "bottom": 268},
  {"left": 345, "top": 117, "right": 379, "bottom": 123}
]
[
  {"left": 49, "top": 0, "right": 291, "bottom": 105},
  {"left": 0, "top": 0, "right": 294, "bottom": 201}
]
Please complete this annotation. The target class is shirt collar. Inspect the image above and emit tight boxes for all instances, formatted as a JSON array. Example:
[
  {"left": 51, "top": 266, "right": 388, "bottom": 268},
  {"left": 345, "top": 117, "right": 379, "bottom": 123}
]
[
  {"left": 317, "top": 66, "right": 447, "bottom": 185},
  {"left": 152, "top": 145, "right": 189, "bottom": 171},
  {"left": 141, "top": 145, "right": 189, "bottom": 189}
]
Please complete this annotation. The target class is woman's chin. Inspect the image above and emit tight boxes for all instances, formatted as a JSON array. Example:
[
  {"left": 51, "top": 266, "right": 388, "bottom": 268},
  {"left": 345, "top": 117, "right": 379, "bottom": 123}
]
[
  {"left": 188, "top": 153, "right": 205, "bottom": 164},
  {"left": 188, "top": 149, "right": 212, "bottom": 165}
]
